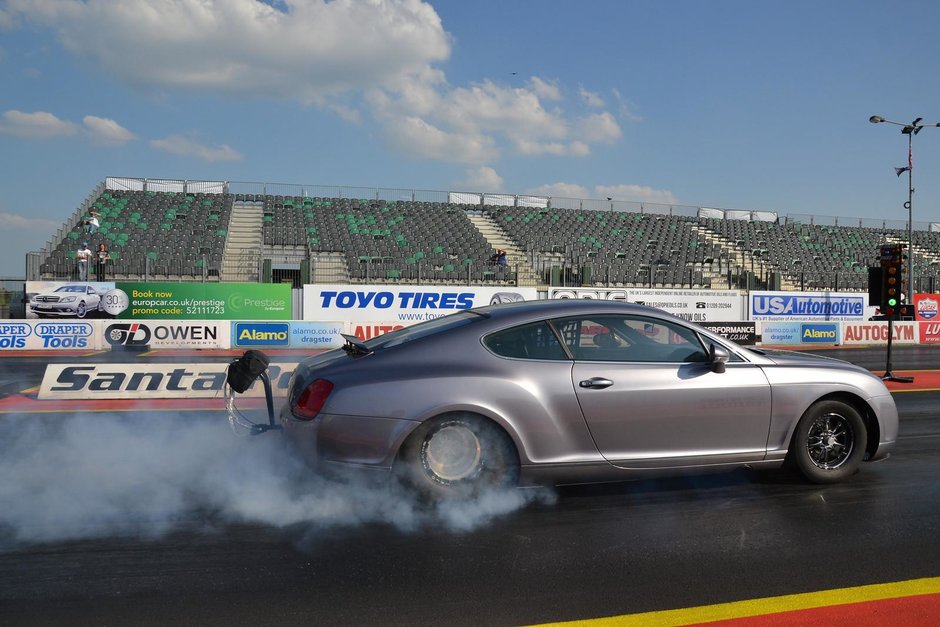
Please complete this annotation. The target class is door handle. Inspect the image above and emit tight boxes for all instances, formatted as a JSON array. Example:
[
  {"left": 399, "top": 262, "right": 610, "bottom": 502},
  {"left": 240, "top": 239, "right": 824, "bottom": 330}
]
[{"left": 579, "top": 377, "right": 613, "bottom": 389}]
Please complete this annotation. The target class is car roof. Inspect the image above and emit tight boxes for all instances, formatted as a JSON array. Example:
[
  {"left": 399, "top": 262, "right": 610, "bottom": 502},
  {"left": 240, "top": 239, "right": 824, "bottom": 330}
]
[{"left": 475, "top": 298, "right": 668, "bottom": 324}]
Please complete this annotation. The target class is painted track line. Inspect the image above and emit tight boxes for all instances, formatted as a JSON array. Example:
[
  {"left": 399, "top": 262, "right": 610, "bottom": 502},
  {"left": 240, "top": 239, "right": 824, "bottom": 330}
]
[{"left": 532, "top": 576, "right": 940, "bottom": 626}]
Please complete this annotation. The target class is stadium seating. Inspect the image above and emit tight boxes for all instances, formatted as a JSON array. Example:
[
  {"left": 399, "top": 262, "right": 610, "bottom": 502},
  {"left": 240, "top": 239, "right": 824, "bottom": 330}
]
[{"left": 34, "top": 184, "right": 940, "bottom": 293}]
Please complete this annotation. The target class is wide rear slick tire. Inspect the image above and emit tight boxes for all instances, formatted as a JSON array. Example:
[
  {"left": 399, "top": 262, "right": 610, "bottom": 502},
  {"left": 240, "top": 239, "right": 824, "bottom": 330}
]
[
  {"left": 398, "top": 413, "right": 519, "bottom": 500},
  {"left": 790, "top": 400, "right": 867, "bottom": 484}
]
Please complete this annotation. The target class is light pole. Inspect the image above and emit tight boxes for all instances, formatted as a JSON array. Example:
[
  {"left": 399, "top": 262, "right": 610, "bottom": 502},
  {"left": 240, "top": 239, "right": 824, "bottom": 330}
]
[{"left": 869, "top": 115, "right": 940, "bottom": 303}]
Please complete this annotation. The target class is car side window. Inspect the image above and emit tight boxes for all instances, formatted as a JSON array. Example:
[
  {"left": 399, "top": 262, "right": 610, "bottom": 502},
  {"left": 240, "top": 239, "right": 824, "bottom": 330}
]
[
  {"left": 552, "top": 315, "right": 709, "bottom": 363},
  {"left": 483, "top": 322, "right": 568, "bottom": 360}
]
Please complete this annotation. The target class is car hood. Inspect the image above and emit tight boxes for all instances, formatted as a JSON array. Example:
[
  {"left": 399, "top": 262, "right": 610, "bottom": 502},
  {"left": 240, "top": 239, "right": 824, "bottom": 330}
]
[{"left": 754, "top": 348, "right": 867, "bottom": 372}]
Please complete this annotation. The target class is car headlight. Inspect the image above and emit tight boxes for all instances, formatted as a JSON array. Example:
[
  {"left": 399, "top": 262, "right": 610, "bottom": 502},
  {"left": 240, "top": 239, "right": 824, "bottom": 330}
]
[{"left": 61, "top": 296, "right": 77, "bottom": 303}]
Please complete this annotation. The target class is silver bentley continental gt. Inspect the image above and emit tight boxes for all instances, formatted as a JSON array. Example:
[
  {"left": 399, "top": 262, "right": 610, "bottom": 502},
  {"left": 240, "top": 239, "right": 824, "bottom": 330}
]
[{"left": 273, "top": 300, "right": 897, "bottom": 498}]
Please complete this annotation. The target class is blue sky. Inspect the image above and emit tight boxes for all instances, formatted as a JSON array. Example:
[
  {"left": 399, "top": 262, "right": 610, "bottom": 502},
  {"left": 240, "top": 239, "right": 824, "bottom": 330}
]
[{"left": 2, "top": 0, "right": 940, "bottom": 277}]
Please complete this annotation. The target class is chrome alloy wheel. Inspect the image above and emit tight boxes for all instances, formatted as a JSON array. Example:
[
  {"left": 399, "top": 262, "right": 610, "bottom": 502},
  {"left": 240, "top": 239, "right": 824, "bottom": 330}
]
[
  {"left": 805, "top": 412, "right": 855, "bottom": 470},
  {"left": 422, "top": 423, "right": 483, "bottom": 483}
]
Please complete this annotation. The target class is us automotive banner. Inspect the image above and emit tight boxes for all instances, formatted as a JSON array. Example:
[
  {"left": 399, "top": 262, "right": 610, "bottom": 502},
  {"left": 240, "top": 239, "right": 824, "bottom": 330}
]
[
  {"left": 302, "top": 285, "right": 539, "bottom": 323},
  {"left": 750, "top": 291, "right": 873, "bottom": 321}
]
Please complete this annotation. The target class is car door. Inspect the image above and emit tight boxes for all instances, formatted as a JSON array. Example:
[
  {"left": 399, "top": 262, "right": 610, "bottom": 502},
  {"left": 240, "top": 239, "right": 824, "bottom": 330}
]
[{"left": 555, "top": 314, "right": 772, "bottom": 468}]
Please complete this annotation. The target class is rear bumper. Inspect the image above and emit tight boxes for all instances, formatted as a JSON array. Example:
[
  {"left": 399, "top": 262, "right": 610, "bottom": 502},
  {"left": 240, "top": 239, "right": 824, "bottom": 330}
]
[{"left": 279, "top": 408, "right": 421, "bottom": 469}]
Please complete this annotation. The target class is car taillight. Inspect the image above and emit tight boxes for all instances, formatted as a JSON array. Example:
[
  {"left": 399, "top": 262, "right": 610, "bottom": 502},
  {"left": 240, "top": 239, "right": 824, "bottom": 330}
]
[{"left": 294, "top": 379, "right": 333, "bottom": 420}]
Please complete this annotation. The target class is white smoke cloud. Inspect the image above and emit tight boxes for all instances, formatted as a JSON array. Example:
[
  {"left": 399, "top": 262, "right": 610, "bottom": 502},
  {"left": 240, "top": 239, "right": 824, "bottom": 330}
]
[{"left": 0, "top": 412, "right": 553, "bottom": 548}]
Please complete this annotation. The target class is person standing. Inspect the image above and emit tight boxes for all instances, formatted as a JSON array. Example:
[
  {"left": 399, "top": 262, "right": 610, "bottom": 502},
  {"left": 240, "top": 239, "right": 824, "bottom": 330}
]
[
  {"left": 76, "top": 242, "right": 91, "bottom": 281},
  {"left": 95, "top": 242, "right": 111, "bottom": 281}
]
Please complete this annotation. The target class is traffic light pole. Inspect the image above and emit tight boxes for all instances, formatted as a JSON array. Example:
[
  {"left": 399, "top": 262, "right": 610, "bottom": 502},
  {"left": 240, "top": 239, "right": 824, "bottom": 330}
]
[{"left": 882, "top": 316, "right": 913, "bottom": 382}]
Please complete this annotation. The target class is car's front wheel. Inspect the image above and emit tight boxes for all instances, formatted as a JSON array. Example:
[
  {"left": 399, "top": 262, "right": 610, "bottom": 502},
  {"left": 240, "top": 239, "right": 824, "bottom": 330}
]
[
  {"left": 790, "top": 400, "right": 867, "bottom": 483},
  {"left": 75, "top": 301, "right": 87, "bottom": 318},
  {"left": 398, "top": 413, "right": 519, "bottom": 499}
]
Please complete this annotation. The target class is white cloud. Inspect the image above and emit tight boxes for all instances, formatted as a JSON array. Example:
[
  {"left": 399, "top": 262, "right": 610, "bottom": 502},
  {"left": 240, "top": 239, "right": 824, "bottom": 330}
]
[
  {"left": 3, "top": 0, "right": 451, "bottom": 102},
  {"left": 0, "top": 110, "right": 79, "bottom": 138},
  {"left": 456, "top": 166, "right": 503, "bottom": 191},
  {"left": 0, "top": 211, "right": 59, "bottom": 231},
  {"left": 525, "top": 182, "right": 591, "bottom": 199},
  {"left": 380, "top": 116, "right": 497, "bottom": 163},
  {"left": 530, "top": 76, "right": 561, "bottom": 101},
  {"left": 577, "top": 111, "right": 621, "bottom": 143},
  {"left": 612, "top": 88, "right": 643, "bottom": 122},
  {"left": 83, "top": 115, "right": 135, "bottom": 144},
  {"left": 4, "top": 0, "right": 627, "bottom": 164},
  {"left": 579, "top": 86, "right": 604, "bottom": 107},
  {"left": 150, "top": 133, "right": 243, "bottom": 161},
  {"left": 595, "top": 184, "right": 678, "bottom": 205}
]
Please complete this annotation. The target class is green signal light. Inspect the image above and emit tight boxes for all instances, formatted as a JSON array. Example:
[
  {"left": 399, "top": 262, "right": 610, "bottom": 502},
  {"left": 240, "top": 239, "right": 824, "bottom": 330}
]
[{"left": 888, "top": 298, "right": 898, "bottom": 306}]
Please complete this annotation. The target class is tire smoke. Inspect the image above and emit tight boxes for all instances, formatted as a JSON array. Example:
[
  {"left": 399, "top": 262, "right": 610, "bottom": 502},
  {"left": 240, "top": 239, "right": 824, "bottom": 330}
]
[{"left": 0, "top": 413, "right": 553, "bottom": 548}]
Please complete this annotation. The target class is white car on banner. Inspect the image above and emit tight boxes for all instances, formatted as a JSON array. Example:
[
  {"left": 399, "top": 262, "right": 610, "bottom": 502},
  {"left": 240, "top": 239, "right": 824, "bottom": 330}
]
[
  {"left": 302, "top": 284, "right": 539, "bottom": 323},
  {"left": 549, "top": 287, "right": 744, "bottom": 322},
  {"left": 27, "top": 282, "right": 113, "bottom": 319}
]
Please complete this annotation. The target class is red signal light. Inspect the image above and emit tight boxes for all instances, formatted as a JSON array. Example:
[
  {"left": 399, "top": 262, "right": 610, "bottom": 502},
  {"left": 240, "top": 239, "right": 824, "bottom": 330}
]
[{"left": 294, "top": 378, "right": 334, "bottom": 420}]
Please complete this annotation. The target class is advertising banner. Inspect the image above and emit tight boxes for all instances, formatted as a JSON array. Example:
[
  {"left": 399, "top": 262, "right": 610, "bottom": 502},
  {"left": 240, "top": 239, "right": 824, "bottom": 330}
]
[
  {"left": 105, "top": 282, "right": 292, "bottom": 320},
  {"left": 345, "top": 321, "right": 407, "bottom": 340},
  {"left": 303, "top": 284, "right": 538, "bottom": 323},
  {"left": 697, "top": 322, "right": 758, "bottom": 345},
  {"left": 841, "top": 322, "right": 917, "bottom": 345},
  {"left": 918, "top": 322, "right": 940, "bottom": 344},
  {"left": 0, "top": 320, "right": 101, "bottom": 350},
  {"left": 750, "top": 291, "right": 869, "bottom": 321},
  {"left": 549, "top": 287, "right": 744, "bottom": 322},
  {"left": 25, "top": 281, "right": 117, "bottom": 320},
  {"left": 798, "top": 322, "right": 841, "bottom": 344},
  {"left": 231, "top": 321, "right": 345, "bottom": 349},
  {"left": 756, "top": 322, "right": 803, "bottom": 345},
  {"left": 103, "top": 320, "right": 231, "bottom": 350},
  {"left": 914, "top": 294, "right": 939, "bottom": 321},
  {"left": 39, "top": 362, "right": 301, "bottom": 399}
]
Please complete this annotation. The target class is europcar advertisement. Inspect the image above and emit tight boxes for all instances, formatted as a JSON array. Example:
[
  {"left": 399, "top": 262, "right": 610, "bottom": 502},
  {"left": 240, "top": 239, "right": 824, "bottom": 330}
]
[
  {"left": 302, "top": 284, "right": 539, "bottom": 323},
  {"left": 549, "top": 287, "right": 743, "bottom": 322},
  {"left": 750, "top": 291, "right": 872, "bottom": 321},
  {"left": 107, "top": 282, "right": 291, "bottom": 320}
]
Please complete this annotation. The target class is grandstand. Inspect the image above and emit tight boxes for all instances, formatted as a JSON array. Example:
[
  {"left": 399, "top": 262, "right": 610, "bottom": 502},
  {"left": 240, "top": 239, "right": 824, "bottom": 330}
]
[{"left": 27, "top": 177, "right": 940, "bottom": 293}]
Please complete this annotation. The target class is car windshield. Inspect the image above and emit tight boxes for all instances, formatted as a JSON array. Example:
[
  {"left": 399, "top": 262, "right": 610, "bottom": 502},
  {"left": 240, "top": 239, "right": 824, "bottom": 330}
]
[
  {"left": 363, "top": 310, "right": 483, "bottom": 350},
  {"left": 55, "top": 285, "right": 86, "bottom": 293}
]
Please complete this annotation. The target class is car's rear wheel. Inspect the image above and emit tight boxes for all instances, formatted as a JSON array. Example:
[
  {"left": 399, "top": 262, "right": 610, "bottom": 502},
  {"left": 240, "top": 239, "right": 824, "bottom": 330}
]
[
  {"left": 398, "top": 413, "right": 519, "bottom": 499},
  {"left": 790, "top": 400, "right": 867, "bottom": 483}
]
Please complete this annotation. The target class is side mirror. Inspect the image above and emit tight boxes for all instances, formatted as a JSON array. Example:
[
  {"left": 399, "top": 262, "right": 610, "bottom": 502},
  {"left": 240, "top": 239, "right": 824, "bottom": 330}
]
[{"left": 709, "top": 344, "right": 729, "bottom": 374}]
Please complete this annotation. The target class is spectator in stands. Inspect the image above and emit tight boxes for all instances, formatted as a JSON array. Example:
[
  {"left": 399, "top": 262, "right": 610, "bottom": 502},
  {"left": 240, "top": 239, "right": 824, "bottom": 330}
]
[
  {"left": 83, "top": 210, "right": 101, "bottom": 235},
  {"left": 95, "top": 243, "right": 111, "bottom": 282},
  {"left": 489, "top": 249, "right": 508, "bottom": 267},
  {"left": 76, "top": 242, "right": 91, "bottom": 281}
]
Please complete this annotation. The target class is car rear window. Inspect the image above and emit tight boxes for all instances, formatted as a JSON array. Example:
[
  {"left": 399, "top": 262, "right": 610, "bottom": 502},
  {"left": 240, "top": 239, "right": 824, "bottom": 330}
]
[{"left": 483, "top": 322, "right": 568, "bottom": 360}]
